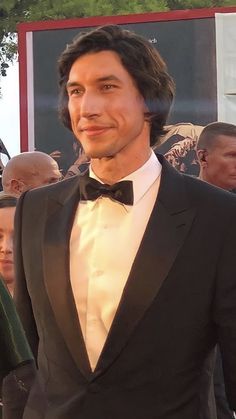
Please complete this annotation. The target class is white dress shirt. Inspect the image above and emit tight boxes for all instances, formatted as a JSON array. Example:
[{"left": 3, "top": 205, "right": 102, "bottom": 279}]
[{"left": 70, "top": 151, "right": 162, "bottom": 370}]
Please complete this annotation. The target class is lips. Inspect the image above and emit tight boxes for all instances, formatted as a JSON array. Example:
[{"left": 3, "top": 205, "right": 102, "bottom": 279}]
[
  {"left": 0, "top": 259, "right": 13, "bottom": 265},
  {"left": 79, "top": 125, "right": 112, "bottom": 136}
]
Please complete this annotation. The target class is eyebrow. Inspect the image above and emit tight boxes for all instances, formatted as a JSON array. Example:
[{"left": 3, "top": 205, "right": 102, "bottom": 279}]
[{"left": 66, "top": 75, "right": 121, "bottom": 88}]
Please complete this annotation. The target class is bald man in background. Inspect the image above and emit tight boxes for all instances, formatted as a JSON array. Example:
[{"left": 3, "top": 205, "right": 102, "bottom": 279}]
[
  {"left": 0, "top": 152, "right": 61, "bottom": 417},
  {"left": 2, "top": 151, "right": 61, "bottom": 197}
]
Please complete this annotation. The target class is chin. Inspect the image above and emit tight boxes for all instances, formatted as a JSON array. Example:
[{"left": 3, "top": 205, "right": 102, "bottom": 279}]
[
  {"left": 86, "top": 149, "right": 115, "bottom": 159},
  {"left": 0, "top": 270, "right": 14, "bottom": 286}
]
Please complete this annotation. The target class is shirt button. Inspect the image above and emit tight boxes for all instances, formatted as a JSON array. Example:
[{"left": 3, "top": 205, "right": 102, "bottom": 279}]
[{"left": 94, "top": 270, "right": 103, "bottom": 276}]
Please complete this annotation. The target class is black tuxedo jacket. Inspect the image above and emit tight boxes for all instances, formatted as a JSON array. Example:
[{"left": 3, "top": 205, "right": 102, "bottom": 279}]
[{"left": 14, "top": 155, "right": 236, "bottom": 419}]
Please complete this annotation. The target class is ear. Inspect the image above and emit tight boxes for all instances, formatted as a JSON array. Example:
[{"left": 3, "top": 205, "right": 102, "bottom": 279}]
[
  {"left": 10, "top": 179, "right": 25, "bottom": 197},
  {"left": 197, "top": 149, "right": 208, "bottom": 167}
]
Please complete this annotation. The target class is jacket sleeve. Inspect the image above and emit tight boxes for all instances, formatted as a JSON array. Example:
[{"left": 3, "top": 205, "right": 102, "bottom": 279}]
[
  {"left": 214, "top": 206, "right": 236, "bottom": 412},
  {"left": 2, "top": 361, "right": 37, "bottom": 419}
]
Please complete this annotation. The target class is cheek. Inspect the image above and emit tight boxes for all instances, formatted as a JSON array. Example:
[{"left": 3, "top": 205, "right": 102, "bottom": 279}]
[
  {"left": 123, "top": 96, "right": 145, "bottom": 116},
  {"left": 208, "top": 158, "right": 223, "bottom": 173},
  {"left": 115, "top": 103, "right": 144, "bottom": 129},
  {"left": 0, "top": 238, "right": 6, "bottom": 250},
  {"left": 220, "top": 159, "right": 232, "bottom": 173},
  {"left": 68, "top": 101, "right": 79, "bottom": 121}
]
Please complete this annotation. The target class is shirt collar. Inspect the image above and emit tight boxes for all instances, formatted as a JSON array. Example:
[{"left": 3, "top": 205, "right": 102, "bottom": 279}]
[{"left": 89, "top": 150, "right": 162, "bottom": 209}]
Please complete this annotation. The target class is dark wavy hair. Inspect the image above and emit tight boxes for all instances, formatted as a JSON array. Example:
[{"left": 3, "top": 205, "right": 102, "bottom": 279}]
[{"left": 58, "top": 24, "right": 175, "bottom": 147}]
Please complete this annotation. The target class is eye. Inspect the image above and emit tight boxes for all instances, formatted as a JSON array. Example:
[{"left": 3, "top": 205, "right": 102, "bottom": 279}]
[
  {"left": 68, "top": 88, "right": 83, "bottom": 97},
  {"left": 226, "top": 153, "right": 236, "bottom": 158},
  {"left": 101, "top": 84, "right": 117, "bottom": 91}
]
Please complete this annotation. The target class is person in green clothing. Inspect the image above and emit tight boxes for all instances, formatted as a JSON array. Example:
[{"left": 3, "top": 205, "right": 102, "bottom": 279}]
[
  {"left": 0, "top": 192, "right": 17, "bottom": 296},
  {"left": 0, "top": 277, "right": 35, "bottom": 419},
  {"left": 0, "top": 193, "right": 35, "bottom": 418}
]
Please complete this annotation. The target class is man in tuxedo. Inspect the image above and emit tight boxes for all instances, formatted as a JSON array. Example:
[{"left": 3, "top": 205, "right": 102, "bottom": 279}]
[{"left": 14, "top": 25, "right": 236, "bottom": 419}]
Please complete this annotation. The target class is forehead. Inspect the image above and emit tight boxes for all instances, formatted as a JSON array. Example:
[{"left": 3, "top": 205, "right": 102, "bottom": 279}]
[
  {"left": 213, "top": 134, "right": 236, "bottom": 151},
  {"left": 68, "top": 50, "right": 132, "bottom": 82},
  {"left": 44, "top": 161, "right": 60, "bottom": 173},
  {"left": 35, "top": 160, "right": 59, "bottom": 174},
  {"left": 0, "top": 206, "right": 15, "bottom": 227},
  {"left": 212, "top": 135, "right": 236, "bottom": 154}
]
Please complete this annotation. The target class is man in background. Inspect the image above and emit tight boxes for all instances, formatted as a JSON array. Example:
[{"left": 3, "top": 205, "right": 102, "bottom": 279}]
[
  {"left": 197, "top": 122, "right": 236, "bottom": 191},
  {"left": 2, "top": 151, "right": 61, "bottom": 197},
  {"left": 197, "top": 121, "right": 236, "bottom": 419}
]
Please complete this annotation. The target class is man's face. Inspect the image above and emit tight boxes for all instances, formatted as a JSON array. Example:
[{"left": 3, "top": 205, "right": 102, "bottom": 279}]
[
  {"left": 202, "top": 135, "right": 236, "bottom": 190},
  {"left": 0, "top": 206, "right": 15, "bottom": 288},
  {"left": 66, "top": 50, "right": 150, "bottom": 160}
]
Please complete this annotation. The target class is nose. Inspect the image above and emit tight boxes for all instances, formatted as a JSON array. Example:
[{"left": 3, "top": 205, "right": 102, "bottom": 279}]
[
  {"left": 80, "top": 91, "right": 102, "bottom": 119},
  {"left": 0, "top": 235, "right": 13, "bottom": 255}
]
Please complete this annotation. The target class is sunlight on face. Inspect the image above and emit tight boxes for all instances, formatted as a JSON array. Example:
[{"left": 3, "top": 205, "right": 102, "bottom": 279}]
[{"left": 67, "top": 51, "right": 149, "bottom": 161}]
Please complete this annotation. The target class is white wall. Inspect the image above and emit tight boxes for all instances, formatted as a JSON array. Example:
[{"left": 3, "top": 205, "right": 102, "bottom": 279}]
[{"left": 215, "top": 13, "right": 236, "bottom": 124}]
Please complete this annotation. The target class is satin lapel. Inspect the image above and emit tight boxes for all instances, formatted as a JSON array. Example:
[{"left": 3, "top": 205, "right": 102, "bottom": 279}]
[
  {"left": 42, "top": 177, "right": 91, "bottom": 379},
  {"left": 95, "top": 157, "right": 196, "bottom": 376}
]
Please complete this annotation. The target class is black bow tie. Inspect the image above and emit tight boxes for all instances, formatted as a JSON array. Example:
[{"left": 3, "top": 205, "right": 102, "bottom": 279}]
[{"left": 79, "top": 175, "right": 133, "bottom": 205}]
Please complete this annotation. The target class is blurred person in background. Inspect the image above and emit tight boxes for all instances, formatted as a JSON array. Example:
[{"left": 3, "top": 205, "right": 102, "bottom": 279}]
[
  {"left": 0, "top": 277, "right": 35, "bottom": 419},
  {"left": 2, "top": 151, "right": 61, "bottom": 198},
  {"left": 0, "top": 192, "right": 36, "bottom": 418},
  {"left": 0, "top": 193, "right": 17, "bottom": 296}
]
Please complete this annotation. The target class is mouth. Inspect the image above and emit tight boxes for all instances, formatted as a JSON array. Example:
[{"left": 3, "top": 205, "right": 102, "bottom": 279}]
[
  {"left": 0, "top": 259, "right": 13, "bottom": 265},
  {"left": 79, "top": 126, "right": 111, "bottom": 137}
]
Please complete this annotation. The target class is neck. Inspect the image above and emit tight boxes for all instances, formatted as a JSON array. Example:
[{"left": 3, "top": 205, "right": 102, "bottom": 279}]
[
  {"left": 91, "top": 147, "right": 152, "bottom": 184},
  {"left": 198, "top": 169, "right": 204, "bottom": 181},
  {"left": 5, "top": 281, "right": 14, "bottom": 297}
]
